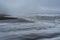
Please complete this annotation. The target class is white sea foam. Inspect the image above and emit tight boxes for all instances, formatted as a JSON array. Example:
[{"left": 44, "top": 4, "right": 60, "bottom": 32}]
[{"left": 0, "top": 18, "right": 60, "bottom": 40}]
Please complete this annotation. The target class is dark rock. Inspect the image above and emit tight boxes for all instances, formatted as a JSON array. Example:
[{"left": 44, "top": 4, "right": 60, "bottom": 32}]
[
  {"left": 0, "top": 17, "right": 34, "bottom": 23},
  {"left": 0, "top": 17, "right": 18, "bottom": 20}
]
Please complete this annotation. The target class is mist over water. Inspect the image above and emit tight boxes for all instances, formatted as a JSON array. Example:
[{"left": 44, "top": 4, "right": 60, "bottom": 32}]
[
  {"left": 0, "top": 0, "right": 39, "bottom": 17},
  {"left": 0, "top": 0, "right": 60, "bottom": 17},
  {"left": 0, "top": 0, "right": 60, "bottom": 40}
]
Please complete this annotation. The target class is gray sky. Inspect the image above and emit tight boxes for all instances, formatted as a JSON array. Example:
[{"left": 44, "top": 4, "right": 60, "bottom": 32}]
[{"left": 0, "top": 0, "right": 60, "bottom": 17}]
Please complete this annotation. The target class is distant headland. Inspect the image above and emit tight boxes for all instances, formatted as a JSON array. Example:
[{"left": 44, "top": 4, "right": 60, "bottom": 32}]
[
  {"left": 0, "top": 14, "right": 18, "bottom": 20},
  {"left": 0, "top": 14, "right": 34, "bottom": 23}
]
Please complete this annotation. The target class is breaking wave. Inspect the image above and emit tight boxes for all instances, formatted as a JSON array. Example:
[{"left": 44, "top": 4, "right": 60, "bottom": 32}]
[{"left": 0, "top": 14, "right": 60, "bottom": 40}]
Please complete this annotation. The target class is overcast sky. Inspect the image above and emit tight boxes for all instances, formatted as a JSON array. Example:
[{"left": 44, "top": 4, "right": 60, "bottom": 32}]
[{"left": 0, "top": 0, "right": 60, "bottom": 17}]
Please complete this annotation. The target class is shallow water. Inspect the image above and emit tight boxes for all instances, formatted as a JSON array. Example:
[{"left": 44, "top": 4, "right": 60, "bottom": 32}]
[{"left": 0, "top": 15, "right": 60, "bottom": 40}]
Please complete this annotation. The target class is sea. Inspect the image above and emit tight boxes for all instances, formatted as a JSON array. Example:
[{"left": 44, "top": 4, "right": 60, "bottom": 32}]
[{"left": 0, "top": 13, "right": 60, "bottom": 40}]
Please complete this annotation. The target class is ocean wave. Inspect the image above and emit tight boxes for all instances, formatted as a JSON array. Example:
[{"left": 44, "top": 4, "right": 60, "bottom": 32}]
[{"left": 0, "top": 14, "right": 60, "bottom": 40}]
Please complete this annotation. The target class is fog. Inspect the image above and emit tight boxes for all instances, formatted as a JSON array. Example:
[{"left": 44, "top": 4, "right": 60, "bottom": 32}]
[
  {"left": 0, "top": 0, "right": 60, "bottom": 17},
  {"left": 0, "top": 0, "right": 60, "bottom": 40}
]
